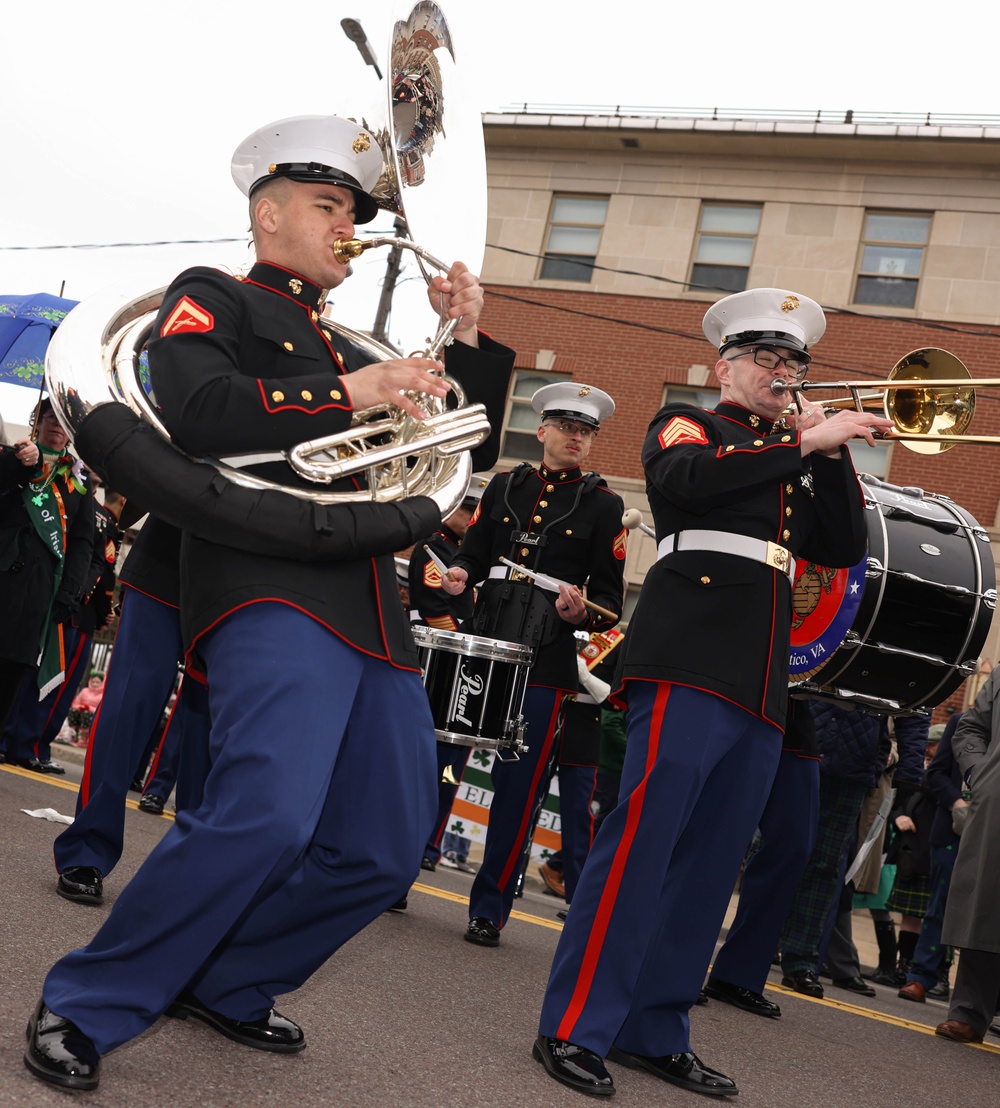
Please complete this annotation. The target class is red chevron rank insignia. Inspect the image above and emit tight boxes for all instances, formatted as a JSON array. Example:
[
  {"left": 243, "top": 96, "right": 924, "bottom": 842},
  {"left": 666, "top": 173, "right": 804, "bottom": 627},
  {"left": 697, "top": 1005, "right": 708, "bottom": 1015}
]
[
  {"left": 613, "top": 527, "right": 628, "bottom": 560},
  {"left": 160, "top": 296, "right": 214, "bottom": 337},
  {"left": 423, "top": 561, "right": 443, "bottom": 588},
  {"left": 658, "top": 415, "right": 709, "bottom": 449}
]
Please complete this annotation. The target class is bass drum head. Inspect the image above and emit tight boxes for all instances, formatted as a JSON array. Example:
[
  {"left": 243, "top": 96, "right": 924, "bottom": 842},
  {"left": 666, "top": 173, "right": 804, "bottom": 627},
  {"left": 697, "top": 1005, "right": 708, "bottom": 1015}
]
[{"left": 790, "top": 476, "right": 996, "bottom": 713}]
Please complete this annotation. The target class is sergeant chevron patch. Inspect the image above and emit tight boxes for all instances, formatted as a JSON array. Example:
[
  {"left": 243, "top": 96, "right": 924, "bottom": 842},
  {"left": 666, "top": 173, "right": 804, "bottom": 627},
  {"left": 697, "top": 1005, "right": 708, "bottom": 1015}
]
[
  {"left": 658, "top": 415, "right": 709, "bottom": 449},
  {"left": 423, "top": 561, "right": 443, "bottom": 587}
]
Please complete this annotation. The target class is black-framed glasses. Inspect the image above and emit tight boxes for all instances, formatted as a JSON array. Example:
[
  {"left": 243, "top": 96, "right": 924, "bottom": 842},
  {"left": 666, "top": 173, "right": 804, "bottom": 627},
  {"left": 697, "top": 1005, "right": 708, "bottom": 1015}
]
[
  {"left": 728, "top": 346, "right": 810, "bottom": 380},
  {"left": 545, "top": 419, "right": 599, "bottom": 439}
]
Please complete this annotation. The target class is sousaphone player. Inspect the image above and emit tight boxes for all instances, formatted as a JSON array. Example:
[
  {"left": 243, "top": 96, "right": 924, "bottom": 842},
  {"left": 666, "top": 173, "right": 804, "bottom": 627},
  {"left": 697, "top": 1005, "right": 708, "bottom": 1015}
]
[{"left": 24, "top": 114, "right": 514, "bottom": 1093}]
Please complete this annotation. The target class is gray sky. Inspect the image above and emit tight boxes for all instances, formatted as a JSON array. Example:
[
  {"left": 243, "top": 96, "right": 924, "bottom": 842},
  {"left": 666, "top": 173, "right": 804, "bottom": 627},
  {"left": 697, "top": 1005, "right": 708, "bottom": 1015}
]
[{"left": 0, "top": 0, "right": 992, "bottom": 426}]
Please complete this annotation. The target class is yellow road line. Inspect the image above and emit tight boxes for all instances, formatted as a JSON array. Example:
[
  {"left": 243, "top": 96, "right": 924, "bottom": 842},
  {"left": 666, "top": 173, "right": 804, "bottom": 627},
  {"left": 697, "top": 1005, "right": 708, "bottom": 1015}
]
[
  {"left": 11, "top": 764, "right": 997, "bottom": 1052},
  {"left": 410, "top": 881, "right": 564, "bottom": 930},
  {"left": 1, "top": 763, "right": 175, "bottom": 819},
  {"left": 766, "top": 980, "right": 1000, "bottom": 1052}
]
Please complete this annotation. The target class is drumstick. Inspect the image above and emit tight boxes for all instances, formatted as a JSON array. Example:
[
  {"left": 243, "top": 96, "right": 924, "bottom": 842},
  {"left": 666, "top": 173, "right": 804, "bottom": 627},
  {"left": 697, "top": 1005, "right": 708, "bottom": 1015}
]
[
  {"left": 622, "top": 508, "right": 656, "bottom": 539},
  {"left": 499, "top": 557, "right": 620, "bottom": 622},
  {"left": 423, "top": 544, "right": 458, "bottom": 582}
]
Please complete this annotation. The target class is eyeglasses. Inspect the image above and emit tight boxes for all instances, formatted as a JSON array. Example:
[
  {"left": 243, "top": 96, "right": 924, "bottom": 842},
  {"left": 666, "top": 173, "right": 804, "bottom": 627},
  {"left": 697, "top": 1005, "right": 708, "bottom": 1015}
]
[
  {"left": 728, "top": 347, "right": 810, "bottom": 380},
  {"left": 546, "top": 420, "right": 599, "bottom": 439}
]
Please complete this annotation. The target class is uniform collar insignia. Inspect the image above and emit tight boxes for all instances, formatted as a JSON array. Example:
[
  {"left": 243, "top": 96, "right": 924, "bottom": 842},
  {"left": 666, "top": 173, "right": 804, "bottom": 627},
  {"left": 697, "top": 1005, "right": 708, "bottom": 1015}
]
[
  {"left": 716, "top": 401, "right": 770, "bottom": 432},
  {"left": 538, "top": 463, "right": 582, "bottom": 484},
  {"left": 247, "top": 262, "right": 324, "bottom": 310}
]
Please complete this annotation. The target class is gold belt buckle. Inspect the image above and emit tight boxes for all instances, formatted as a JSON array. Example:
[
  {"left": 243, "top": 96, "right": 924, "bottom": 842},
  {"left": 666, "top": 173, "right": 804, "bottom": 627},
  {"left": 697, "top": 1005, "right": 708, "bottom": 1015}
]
[{"left": 765, "top": 541, "right": 791, "bottom": 574}]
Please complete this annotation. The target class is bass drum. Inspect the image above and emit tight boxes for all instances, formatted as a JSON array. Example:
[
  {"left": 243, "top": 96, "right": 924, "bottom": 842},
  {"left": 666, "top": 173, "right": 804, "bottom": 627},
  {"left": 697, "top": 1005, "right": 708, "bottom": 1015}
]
[{"left": 790, "top": 475, "right": 996, "bottom": 713}]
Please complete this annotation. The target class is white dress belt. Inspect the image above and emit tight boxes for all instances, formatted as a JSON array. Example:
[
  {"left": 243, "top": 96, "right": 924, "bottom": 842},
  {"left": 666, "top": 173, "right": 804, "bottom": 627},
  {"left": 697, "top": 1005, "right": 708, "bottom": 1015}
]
[{"left": 656, "top": 529, "right": 796, "bottom": 580}]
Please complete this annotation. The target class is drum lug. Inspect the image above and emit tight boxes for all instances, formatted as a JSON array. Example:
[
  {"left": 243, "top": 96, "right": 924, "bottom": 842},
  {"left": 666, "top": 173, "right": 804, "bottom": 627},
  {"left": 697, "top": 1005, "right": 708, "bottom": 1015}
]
[
  {"left": 495, "top": 716, "right": 529, "bottom": 763},
  {"left": 985, "top": 588, "right": 997, "bottom": 611}
]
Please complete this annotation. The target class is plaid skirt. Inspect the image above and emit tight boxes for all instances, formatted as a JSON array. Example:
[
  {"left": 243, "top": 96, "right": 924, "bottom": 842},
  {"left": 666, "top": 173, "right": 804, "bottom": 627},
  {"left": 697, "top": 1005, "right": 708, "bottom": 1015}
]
[{"left": 886, "top": 873, "right": 931, "bottom": 917}]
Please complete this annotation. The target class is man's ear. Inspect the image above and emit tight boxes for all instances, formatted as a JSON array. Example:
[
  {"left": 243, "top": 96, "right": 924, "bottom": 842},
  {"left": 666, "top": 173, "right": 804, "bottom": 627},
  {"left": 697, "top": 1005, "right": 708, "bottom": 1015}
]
[
  {"left": 714, "top": 356, "right": 731, "bottom": 388},
  {"left": 254, "top": 195, "right": 278, "bottom": 235},
  {"left": 536, "top": 424, "right": 547, "bottom": 445}
]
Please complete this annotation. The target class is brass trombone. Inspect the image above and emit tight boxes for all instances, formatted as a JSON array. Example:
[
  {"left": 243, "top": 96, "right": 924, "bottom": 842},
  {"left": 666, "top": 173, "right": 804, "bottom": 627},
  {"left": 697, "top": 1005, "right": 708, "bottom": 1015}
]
[{"left": 772, "top": 347, "right": 1000, "bottom": 454}]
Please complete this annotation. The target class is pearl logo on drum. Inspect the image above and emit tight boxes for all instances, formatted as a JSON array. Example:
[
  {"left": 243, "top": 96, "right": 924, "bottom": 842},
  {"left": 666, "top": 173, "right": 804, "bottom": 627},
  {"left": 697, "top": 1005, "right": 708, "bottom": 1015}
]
[{"left": 455, "top": 665, "right": 485, "bottom": 726}]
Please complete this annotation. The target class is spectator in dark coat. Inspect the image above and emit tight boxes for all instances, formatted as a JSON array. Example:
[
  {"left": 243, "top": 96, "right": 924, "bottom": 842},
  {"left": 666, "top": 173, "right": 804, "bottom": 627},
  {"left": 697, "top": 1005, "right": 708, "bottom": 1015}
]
[
  {"left": 0, "top": 399, "right": 95, "bottom": 743},
  {"left": 898, "top": 713, "right": 965, "bottom": 1002},
  {"left": 779, "top": 702, "right": 928, "bottom": 999}
]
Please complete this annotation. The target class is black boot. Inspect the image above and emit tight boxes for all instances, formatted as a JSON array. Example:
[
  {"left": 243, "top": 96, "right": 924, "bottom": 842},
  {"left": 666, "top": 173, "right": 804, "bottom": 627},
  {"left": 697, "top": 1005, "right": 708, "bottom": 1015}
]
[{"left": 868, "top": 919, "right": 900, "bottom": 986}]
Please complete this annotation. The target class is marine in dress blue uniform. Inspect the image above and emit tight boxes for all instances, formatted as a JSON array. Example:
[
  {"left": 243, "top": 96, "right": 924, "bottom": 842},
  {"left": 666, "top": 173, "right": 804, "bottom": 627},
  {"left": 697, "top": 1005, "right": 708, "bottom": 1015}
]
[
  {"left": 408, "top": 475, "right": 488, "bottom": 869},
  {"left": 441, "top": 382, "right": 626, "bottom": 947},
  {"left": 26, "top": 114, "right": 514, "bottom": 1092},
  {"left": 51, "top": 515, "right": 212, "bottom": 905},
  {"left": 533, "top": 288, "right": 892, "bottom": 1098}
]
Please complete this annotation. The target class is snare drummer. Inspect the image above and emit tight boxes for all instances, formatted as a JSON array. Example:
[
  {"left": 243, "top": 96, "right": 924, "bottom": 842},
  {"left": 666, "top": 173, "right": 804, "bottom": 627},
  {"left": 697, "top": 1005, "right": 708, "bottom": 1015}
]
[
  {"left": 533, "top": 288, "right": 892, "bottom": 1098},
  {"left": 408, "top": 475, "right": 490, "bottom": 873},
  {"left": 441, "top": 382, "right": 627, "bottom": 947}
]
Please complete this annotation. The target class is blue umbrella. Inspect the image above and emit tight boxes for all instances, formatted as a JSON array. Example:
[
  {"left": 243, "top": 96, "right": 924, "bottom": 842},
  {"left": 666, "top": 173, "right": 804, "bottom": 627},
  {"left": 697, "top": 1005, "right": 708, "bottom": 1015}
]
[{"left": 0, "top": 292, "right": 79, "bottom": 389}]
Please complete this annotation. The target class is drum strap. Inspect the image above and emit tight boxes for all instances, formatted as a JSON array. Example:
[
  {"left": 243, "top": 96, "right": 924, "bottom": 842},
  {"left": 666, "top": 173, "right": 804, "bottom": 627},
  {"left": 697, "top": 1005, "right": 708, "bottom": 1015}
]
[{"left": 657, "top": 530, "right": 796, "bottom": 580}]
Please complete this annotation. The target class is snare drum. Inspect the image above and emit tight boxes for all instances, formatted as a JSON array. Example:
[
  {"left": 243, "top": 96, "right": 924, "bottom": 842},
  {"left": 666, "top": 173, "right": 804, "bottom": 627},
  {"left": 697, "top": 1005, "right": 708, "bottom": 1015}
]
[
  {"left": 411, "top": 626, "right": 533, "bottom": 753},
  {"left": 791, "top": 476, "right": 996, "bottom": 713}
]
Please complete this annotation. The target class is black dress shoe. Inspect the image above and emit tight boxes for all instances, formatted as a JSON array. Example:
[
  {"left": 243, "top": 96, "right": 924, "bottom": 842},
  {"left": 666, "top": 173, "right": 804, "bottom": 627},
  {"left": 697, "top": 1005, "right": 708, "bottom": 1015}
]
[
  {"left": 465, "top": 917, "right": 500, "bottom": 947},
  {"left": 386, "top": 895, "right": 408, "bottom": 911},
  {"left": 781, "top": 969, "right": 824, "bottom": 998},
  {"left": 832, "top": 975, "right": 876, "bottom": 997},
  {"left": 607, "top": 1046, "right": 738, "bottom": 1096},
  {"left": 138, "top": 793, "right": 166, "bottom": 815},
  {"left": 56, "top": 866, "right": 104, "bottom": 905},
  {"left": 868, "top": 966, "right": 904, "bottom": 988},
  {"left": 24, "top": 1000, "right": 100, "bottom": 1090},
  {"left": 23, "top": 758, "right": 67, "bottom": 775},
  {"left": 420, "top": 856, "right": 436, "bottom": 872},
  {"left": 166, "top": 990, "right": 305, "bottom": 1053},
  {"left": 704, "top": 976, "right": 781, "bottom": 1018},
  {"left": 532, "top": 1036, "right": 614, "bottom": 1097}
]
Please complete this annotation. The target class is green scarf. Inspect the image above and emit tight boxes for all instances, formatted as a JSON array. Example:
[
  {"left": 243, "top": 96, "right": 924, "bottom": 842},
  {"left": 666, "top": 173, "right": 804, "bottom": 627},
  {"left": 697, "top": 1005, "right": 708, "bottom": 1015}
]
[{"left": 20, "top": 448, "right": 80, "bottom": 697}]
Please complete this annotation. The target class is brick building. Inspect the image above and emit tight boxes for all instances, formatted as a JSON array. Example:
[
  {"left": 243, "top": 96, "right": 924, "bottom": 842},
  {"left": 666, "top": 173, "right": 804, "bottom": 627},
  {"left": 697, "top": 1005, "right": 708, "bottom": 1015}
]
[{"left": 476, "top": 107, "right": 1000, "bottom": 715}]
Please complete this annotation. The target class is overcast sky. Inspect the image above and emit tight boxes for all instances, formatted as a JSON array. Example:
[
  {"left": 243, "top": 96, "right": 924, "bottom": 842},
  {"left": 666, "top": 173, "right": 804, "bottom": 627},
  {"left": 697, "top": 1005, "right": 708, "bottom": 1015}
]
[{"left": 1, "top": 0, "right": 994, "bottom": 427}]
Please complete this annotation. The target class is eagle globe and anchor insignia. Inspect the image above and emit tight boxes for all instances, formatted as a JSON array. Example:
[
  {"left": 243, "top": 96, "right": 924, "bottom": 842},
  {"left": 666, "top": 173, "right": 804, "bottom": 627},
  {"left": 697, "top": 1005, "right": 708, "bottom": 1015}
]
[{"left": 788, "top": 553, "right": 867, "bottom": 683}]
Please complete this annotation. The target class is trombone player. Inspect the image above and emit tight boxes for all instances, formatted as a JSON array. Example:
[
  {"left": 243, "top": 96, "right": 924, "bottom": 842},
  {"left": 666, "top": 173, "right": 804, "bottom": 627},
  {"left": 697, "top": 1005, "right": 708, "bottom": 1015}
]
[
  {"left": 25, "top": 114, "right": 514, "bottom": 1092},
  {"left": 533, "top": 288, "right": 893, "bottom": 1098}
]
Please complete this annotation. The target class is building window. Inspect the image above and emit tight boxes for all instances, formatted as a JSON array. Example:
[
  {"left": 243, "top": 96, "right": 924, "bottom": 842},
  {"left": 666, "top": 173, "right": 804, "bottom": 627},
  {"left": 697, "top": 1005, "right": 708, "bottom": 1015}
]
[
  {"left": 854, "top": 212, "right": 931, "bottom": 309},
  {"left": 847, "top": 440, "right": 893, "bottom": 481},
  {"left": 690, "top": 204, "right": 762, "bottom": 293},
  {"left": 661, "top": 383, "right": 720, "bottom": 409},
  {"left": 539, "top": 195, "right": 609, "bottom": 282},
  {"left": 500, "top": 370, "right": 570, "bottom": 462}
]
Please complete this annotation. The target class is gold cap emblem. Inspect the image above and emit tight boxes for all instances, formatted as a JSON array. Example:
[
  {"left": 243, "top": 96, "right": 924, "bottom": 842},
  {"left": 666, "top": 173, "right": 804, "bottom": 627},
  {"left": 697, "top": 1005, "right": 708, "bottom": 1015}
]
[
  {"left": 781, "top": 295, "right": 801, "bottom": 313},
  {"left": 578, "top": 386, "right": 591, "bottom": 397},
  {"left": 352, "top": 133, "right": 371, "bottom": 153}
]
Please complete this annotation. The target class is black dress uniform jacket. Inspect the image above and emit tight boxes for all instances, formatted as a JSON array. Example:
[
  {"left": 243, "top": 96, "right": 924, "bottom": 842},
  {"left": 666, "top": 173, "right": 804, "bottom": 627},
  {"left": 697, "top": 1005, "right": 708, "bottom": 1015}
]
[
  {"left": 621, "top": 401, "right": 867, "bottom": 731},
  {"left": 408, "top": 523, "right": 474, "bottom": 631},
  {"left": 148, "top": 262, "right": 514, "bottom": 669},
  {"left": 449, "top": 463, "right": 627, "bottom": 691},
  {"left": 75, "top": 501, "right": 124, "bottom": 635}
]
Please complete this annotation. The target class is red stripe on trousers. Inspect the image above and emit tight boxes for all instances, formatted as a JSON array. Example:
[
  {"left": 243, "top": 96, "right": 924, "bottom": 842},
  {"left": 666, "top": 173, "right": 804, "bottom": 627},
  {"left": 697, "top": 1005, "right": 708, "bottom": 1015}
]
[
  {"left": 497, "top": 693, "right": 563, "bottom": 900},
  {"left": 556, "top": 682, "right": 670, "bottom": 1041}
]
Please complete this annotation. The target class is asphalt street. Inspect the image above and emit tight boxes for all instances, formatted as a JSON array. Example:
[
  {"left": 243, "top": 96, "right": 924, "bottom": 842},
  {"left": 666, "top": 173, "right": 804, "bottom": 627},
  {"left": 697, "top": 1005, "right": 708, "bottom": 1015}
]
[{"left": 2, "top": 756, "right": 998, "bottom": 1107}]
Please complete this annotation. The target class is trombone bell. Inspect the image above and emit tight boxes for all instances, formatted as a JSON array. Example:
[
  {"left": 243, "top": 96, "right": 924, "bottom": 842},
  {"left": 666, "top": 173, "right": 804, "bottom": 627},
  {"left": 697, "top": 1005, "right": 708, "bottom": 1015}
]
[{"left": 884, "top": 349, "right": 975, "bottom": 455}]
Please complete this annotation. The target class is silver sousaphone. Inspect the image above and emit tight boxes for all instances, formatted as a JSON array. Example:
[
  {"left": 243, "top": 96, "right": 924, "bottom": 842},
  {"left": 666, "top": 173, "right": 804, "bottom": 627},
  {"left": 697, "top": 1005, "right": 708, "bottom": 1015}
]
[{"left": 45, "top": 0, "right": 489, "bottom": 517}]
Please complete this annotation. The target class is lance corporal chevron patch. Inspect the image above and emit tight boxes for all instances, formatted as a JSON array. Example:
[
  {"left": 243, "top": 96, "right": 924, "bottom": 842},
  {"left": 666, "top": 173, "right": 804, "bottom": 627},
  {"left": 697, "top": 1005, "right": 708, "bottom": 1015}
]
[{"left": 160, "top": 296, "right": 215, "bottom": 337}]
